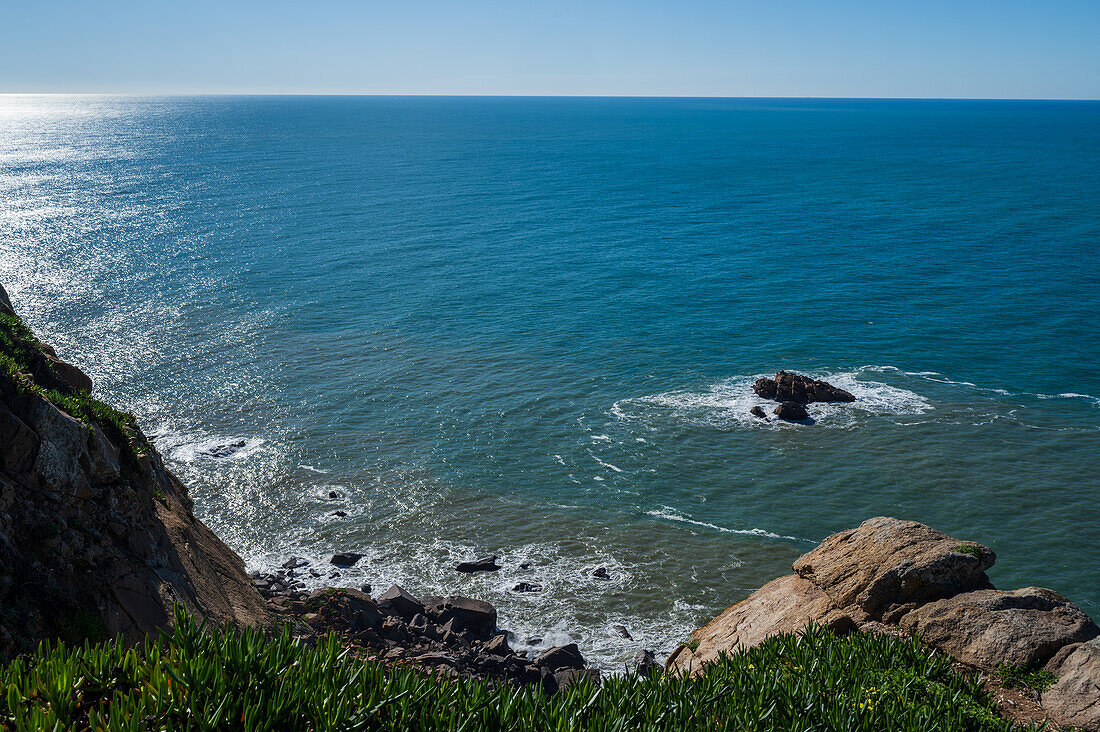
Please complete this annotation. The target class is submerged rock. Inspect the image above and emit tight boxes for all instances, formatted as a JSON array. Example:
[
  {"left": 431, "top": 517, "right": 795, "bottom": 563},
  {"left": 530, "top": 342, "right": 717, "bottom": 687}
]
[
  {"left": 753, "top": 371, "right": 856, "bottom": 404},
  {"left": 591, "top": 567, "right": 610, "bottom": 580},
  {"left": 749, "top": 405, "right": 768, "bottom": 420},
  {"left": 200, "top": 440, "right": 247, "bottom": 459}
]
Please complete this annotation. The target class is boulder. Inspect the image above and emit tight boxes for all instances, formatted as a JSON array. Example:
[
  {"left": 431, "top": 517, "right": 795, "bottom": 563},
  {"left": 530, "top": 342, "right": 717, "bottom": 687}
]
[
  {"left": 553, "top": 667, "right": 599, "bottom": 692},
  {"left": 431, "top": 596, "right": 497, "bottom": 639},
  {"left": 483, "top": 633, "right": 511, "bottom": 656},
  {"left": 536, "top": 643, "right": 586, "bottom": 672},
  {"left": 666, "top": 574, "right": 854, "bottom": 673},
  {"left": 1043, "top": 638, "right": 1100, "bottom": 731},
  {"left": 773, "top": 401, "right": 809, "bottom": 421},
  {"left": 456, "top": 555, "right": 500, "bottom": 573},
  {"left": 612, "top": 624, "right": 632, "bottom": 639},
  {"left": 749, "top": 406, "right": 768, "bottom": 420},
  {"left": 304, "top": 588, "right": 381, "bottom": 633},
  {"left": 792, "top": 517, "right": 995, "bottom": 619},
  {"left": 42, "top": 352, "right": 93, "bottom": 394},
  {"left": 592, "top": 567, "right": 610, "bottom": 580},
  {"left": 377, "top": 585, "right": 425, "bottom": 620},
  {"left": 633, "top": 649, "right": 659, "bottom": 677},
  {"left": 899, "top": 587, "right": 1099, "bottom": 669},
  {"left": 753, "top": 371, "right": 855, "bottom": 404},
  {"left": 330, "top": 552, "right": 364, "bottom": 568}
]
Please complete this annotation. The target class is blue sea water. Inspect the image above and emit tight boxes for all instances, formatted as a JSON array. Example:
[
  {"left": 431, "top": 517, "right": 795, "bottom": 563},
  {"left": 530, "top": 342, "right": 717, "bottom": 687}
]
[{"left": 1, "top": 96, "right": 1098, "bottom": 670}]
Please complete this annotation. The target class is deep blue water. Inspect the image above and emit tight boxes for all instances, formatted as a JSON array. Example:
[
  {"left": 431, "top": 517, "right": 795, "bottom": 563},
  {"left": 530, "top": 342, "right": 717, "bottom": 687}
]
[{"left": 1, "top": 96, "right": 1098, "bottom": 670}]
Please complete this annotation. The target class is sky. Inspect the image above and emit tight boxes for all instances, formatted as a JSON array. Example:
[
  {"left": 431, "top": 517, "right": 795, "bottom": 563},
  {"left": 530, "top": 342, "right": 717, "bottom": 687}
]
[{"left": 1, "top": 0, "right": 1098, "bottom": 98}]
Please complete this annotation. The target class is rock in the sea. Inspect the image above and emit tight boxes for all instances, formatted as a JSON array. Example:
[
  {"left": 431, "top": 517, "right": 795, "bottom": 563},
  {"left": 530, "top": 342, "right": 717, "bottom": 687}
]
[
  {"left": 200, "top": 440, "right": 247, "bottom": 459},
  {"left": 666, "top": 574, "right": 855, "bottom": 673},
  {"left": 753, "top": 371, "right": 856, "bottom": 404},
  {"left": 456, "top": 555, "right": 501, "bottom": 573},
  {"left": 592, "top": 567, "right": 610, "bottom": 580},
  {"left": 282, "top": 556, "right": 308, "bottom": 569},
  {"left": 898, "top": 586, "right": 1099, "bottom": 669},
  {"left": 773, "top": 401, "right": 809, "bottom": 421},
  {"left": 1043, "top": 638, "right": 1100, "bottom": 731},
  {"left": 512, "top": 582, "right": 542, "bottom": 593},
  {"left": 377, "top": 585, "right": 425, "bottom": 620},
  {"left": 612, "top": 624, "right": 632, "bottom": 639},
  {"left": 749, "top": 405, "right": 768, "bottom": 420},
  {"left": 792, "top": 516, "right": 995, "bottom": 619},
  {"left": 329, "top": 552, "right": 364, "bottom": 568}
]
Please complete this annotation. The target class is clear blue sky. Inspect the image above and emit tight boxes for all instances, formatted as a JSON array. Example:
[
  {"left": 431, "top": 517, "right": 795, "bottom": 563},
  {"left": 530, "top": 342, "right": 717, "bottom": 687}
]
[{"left": 2, "top": 0, "right": 1098, "bottom": 98}]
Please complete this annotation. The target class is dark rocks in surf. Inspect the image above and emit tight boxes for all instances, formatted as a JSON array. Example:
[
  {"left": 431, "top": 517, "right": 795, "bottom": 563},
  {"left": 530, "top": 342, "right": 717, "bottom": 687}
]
[
  {"left": 591, "top": 567, "right": 610, "bottom": 580},
  {"left": 774, "top": 401, "right": 809, "bottom": 421},
  {"left": 456, "top": 555, "right": 501, "bottom": 573},
  {"left": 749, "top": 405, "right": 768, "bottom": 420},
  {"left": 753, "top": 371, "right": 856, "bottom": 405},
  {"left": 330, "top": 552, "right": 364, "bottom": 568},
  {"left": 200, "top": 440, "right": 247, "bottom": 459},
  {"left": 513, "top": 582, "right": 542, "bottom": 593},
  {"left": 261, "top": 582, "right": 594, "bottom": 690}
]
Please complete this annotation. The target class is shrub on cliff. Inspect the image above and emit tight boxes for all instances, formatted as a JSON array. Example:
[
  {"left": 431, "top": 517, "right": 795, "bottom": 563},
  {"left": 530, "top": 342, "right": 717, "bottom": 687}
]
[{"left": 0, "top": 607, "right": 1024, "bottom": 731}]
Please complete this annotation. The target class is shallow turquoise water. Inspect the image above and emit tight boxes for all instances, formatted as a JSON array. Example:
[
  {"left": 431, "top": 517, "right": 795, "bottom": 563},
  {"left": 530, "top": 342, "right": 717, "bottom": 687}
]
[{"left": 1, "top": 96, "right": 1097, "bottom": 670}]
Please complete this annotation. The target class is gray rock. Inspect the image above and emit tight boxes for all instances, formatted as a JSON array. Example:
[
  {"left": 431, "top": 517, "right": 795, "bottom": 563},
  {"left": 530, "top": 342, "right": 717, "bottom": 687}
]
[
  {"left": 633, "top": 648, "right": 659, "bottom": 677},
  {"left": 484, "top": 633, "right": 511, "bottom": 656},
  {"left": 1043, "top": 637, "right": 1100, "bottom": 731},
  {"left": 456, "top": 555, "right": 500, "bottom": 573},
  {"left": 612, "top": 624, "right": 632, "bottom": 639},
  {"left": 377, "top": 584, "right": 425, "bottom": 620},
  {"left": 899, "top": 586, "right": 1099, "bottom": 669},
  {"left": 535, "top": 643, "right": 586, "bottom": 672},
  {"left": 329, "top": 552, "right": 364, "bottom": 568}
]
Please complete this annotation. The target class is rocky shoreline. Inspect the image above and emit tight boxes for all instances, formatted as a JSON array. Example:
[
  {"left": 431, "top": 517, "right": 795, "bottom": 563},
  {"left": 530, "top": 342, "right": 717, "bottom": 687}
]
[
  {"left": 1, "top": 284, "right": 1097, "bottom": 729},
  {"left": 668, "top": 517, "right": 1100, "bottom": 730}
]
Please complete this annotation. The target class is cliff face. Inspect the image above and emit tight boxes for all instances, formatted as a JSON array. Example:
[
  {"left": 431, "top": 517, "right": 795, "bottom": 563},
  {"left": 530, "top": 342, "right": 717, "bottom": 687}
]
[{"left": 0, "top": 286, "right": 269, "bottom": 655}]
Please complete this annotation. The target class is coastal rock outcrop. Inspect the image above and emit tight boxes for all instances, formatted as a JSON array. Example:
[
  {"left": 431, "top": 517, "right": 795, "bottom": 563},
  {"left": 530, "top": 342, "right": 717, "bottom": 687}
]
[
  {"left": 753, "top": 371, "right": 856, "bottom": 404},
  {"left": 667, "top": 516, "right": 1099, "bottom": 730},
  {"left": 0, "top": 293, "right": 269, "bottom": 655},
  {"left": 791, "top": 517, "right": 995, "bottom": 619},
  {"left": 1043, "top": 638, "right": 1100, "bottom": 731},
  {"left": 898, "top": 586, "right": 1098, "bottom": 668},
  {"left": 665, "top": 574, "right": 854, "bottom": 671}
]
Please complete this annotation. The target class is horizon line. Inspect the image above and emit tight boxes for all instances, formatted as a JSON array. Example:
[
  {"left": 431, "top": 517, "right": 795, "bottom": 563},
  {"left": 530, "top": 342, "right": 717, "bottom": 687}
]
[{"left": 2, "top": 92, "right": 1099, "bottom": 102}]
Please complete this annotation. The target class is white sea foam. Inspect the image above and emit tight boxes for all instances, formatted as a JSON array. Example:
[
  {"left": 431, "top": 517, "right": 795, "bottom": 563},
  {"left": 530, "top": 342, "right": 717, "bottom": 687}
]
[
  {"left": 147, "top": 426, "right": 266, "bottom": 463},
  {"left": 298, "top": 464, "right": 330, "bottom": 474},
  {"left": 590, "top": 454, "right": 624, "bottom": 473},
  {"left": 646, "top": 506, "right": 802, "bottom": 541}
]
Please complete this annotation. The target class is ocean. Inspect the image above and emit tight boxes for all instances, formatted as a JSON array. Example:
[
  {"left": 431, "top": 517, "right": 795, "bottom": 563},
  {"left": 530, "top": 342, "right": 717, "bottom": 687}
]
[{"left": 1, "top": 95, "right": 1097, "bottom": 671}]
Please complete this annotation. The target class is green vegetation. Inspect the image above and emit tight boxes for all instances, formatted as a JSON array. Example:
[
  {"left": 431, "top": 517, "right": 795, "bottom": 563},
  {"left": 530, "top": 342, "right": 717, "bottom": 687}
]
[
  {"left": 954, "top": 544, "right": 985, "bottom": 559},
  {"left": 994, "top": 664, "right": 1057, "bottom": 693},
  {"left": 0, "top": 607, "right": 1024, "bottom": 731},
  {"left": 0, "top": 311, "right": 145, "bottom": 459}
]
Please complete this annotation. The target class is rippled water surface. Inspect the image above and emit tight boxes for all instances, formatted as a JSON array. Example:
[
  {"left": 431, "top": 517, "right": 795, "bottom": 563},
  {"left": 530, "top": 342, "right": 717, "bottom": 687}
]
[{"left": 1, "top": 96, "right": 1098, "bottom": 671}]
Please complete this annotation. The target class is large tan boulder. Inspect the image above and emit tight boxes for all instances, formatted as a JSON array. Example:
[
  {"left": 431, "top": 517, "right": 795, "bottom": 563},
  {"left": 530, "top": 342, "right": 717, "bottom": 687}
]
[
  {"left": 792, "top": 516, "right": 995, "bottom": 619},
  {"left": 666, "top": 574, "right": 853, "bottom": 673},
  {"left": 1043, "top": 638, "right": 1100, "bottom": 731},
  {"left": 899, "top": 587, "right": 1099, "bottom": 669}
]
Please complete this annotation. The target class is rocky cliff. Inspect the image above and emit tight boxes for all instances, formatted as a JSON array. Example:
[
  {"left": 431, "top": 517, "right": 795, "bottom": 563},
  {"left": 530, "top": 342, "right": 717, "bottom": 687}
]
[
  {"left": 668, "top": 516, "right": 1100, "bottom": 730},
  {"left": 0, "top": 285, "right": 269, "bottom": 656}
]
